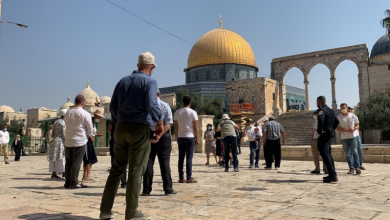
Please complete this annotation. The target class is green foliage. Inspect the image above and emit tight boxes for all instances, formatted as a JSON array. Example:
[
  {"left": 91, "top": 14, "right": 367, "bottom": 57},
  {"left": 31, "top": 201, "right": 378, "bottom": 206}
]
[
  {"left": 381, "top": 9, "right": 390, "bottom": 37},
  {"left": 7, "top": 116, "right": 23, "bottom": 137},
  {"left": 170, "top": 87, "right": 226, "bottom": 134},
  {"left": 355, "top": 91, "right": 390, "bottom": 131}
]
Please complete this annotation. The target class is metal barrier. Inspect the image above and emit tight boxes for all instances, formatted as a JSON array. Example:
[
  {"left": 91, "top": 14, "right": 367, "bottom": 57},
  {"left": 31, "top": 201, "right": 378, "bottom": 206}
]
[{"left": 8, "top": 137, "right": 46, "bottom": 154}]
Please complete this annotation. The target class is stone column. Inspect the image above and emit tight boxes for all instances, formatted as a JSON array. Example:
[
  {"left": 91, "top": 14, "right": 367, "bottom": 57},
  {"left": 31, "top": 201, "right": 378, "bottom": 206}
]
[
  {"left": 330, "top": 76, "right": 337, "bottom": 110},
  {"left": 304, "top": 80, "right": 310, "bottom": 111},
  {"left": 195, "top": 115, "right": 215, "bottom": 153}
]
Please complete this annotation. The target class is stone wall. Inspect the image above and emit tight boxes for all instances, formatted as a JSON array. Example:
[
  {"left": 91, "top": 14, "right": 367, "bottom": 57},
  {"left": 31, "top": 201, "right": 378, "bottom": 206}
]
[
  {"left": 26, "top": 108, "right": 57, "bottom": 135},
  {"left": 160, "top": 93, "right": 176, "bottom": 107},
  {"left": 226, "top": 77, "right": 280, "bottom": 122}
]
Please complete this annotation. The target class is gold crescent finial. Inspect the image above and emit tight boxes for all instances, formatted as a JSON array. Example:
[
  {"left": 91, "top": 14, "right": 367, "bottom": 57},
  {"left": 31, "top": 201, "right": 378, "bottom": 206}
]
[
  {"left": 219, "top": 14, "right": 222, "bottom": 28},
  {"left": 87, "top": 79, "right": 90, "bottom": 88}
]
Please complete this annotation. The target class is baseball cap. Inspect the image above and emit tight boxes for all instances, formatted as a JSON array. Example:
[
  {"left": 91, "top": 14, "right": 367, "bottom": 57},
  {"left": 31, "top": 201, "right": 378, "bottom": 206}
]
[{"left": 138, "top": 51, "right": 157, "bottom": 67}]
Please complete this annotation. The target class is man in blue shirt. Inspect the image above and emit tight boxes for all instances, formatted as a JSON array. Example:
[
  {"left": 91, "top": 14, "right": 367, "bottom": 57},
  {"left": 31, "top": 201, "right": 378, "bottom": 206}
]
[
  {"left": 100, "top": 51, "right": 163, "bottom": 220},
  {"left": 142, "top": 89, "right": 177, "bottom": 197}
]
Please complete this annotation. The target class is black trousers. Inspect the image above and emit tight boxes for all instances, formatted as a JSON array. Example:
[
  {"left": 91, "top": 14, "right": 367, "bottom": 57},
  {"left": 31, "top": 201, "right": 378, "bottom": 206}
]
[
  {"left": 64, "top": 146, "right": 85, "bottom": 187},
  {"left": 264, "top": 139, "right": 281, "bottom": 168},
  {"left": 14, "top": 148, "right": 20, "bottom": 161},
  {"left": 142, "top": 133, "right": 173, "bottom": 194},
  {"left": 317, "top": 131, "right": 337, "bottom": 177},
  {"left": 109, "top": 138, "right": 127, "bottom": 185}
]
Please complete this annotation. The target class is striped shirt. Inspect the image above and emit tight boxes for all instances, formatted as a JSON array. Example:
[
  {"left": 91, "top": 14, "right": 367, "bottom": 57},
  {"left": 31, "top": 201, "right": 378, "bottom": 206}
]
[
  {"left": 263, "top": 120, "right": 285, "bottom": 140},
  {"left": 151, "top": 99, "right": 172, "bottom": 131}
]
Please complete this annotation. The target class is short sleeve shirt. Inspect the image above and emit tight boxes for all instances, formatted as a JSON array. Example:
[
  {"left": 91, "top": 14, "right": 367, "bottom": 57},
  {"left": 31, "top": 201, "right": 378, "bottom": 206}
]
[
  {"left": 263, "top": 121, "right": 285, "bottom": 140},
  {"left": 174, "top": 107, "right": 198, "bottom": 138},
  {"left": 337, "top": 113, "right": 359, "bottom": 140}
]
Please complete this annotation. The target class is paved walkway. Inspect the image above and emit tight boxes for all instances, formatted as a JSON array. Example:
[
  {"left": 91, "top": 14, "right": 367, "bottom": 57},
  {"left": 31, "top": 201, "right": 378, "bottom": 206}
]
[{"left": 1, "top": 147, "right": 390, "bottom": 220}]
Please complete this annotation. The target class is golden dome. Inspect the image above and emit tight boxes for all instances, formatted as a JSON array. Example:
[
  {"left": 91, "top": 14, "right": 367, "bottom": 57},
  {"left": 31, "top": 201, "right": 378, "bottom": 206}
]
[
  {"left": 187, "top": 28, "right": 258, "bottom": 71},
  {"left": 78, "top": 80, "right": 100, "bottom": 106},
  {"left": 0, "top": 105, "right": 15, "bottom": 113}
]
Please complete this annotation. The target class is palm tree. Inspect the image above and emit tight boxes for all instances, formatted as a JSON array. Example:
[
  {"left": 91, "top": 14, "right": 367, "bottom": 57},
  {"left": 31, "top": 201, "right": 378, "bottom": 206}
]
[{"left": 381, "top": 9, "right": 390, "bottom": 38}]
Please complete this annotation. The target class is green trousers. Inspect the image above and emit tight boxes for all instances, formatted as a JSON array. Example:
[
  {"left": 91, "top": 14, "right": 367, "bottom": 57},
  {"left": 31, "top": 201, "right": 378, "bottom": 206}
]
[{"left": 100, "top": 122, "right": 151, "bottom": 219}]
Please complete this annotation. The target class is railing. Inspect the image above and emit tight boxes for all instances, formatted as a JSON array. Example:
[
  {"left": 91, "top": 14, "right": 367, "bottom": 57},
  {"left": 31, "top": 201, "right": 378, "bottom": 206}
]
[
  {"left": 8, "top": 137, "right": 46, "bottom": 154},
  {"left": 229, "top": 103, "right": 255, "bottom": 116}
]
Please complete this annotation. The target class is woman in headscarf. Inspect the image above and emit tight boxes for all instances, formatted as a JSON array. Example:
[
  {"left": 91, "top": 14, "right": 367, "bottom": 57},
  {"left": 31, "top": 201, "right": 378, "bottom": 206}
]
[
  {"left": 204, "top": 123, "right": 217, "bottom": 165},
  {"left": 48, "top": 109, "right": 67, "bottom": 179}
]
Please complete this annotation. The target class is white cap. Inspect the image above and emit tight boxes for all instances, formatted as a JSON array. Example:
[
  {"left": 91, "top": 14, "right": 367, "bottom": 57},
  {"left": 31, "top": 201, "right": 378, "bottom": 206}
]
[
  {"left": 262, "top": 118, "right": 268, "bottom": 122},
  {"left": 59, "top": 109, "right": 68, "bottom": 117},
  {"left": 221, "top": 114, "right": 230, "bottom": 120},
  {"left": 138, "top": 51, "right": 156, "bottom": 66}
]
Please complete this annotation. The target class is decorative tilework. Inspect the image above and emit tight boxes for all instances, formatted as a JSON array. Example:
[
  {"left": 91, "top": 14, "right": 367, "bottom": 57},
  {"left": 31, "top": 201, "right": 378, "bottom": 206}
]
[
  {"left": 239, "top": 70, "right": 247, "bottom": 79},
  {"left": 249, "top": 71, "right": 255, "bottom": 79},
  {"left": 190, "top": 72, "right": 195, "bottom": 83},
  {"left": 206, "top": 70, "right": 211, "bottom": 80},
  {"left": 219, "top": 68, "right": 225, "bottom": 79},
  {"left": 211, "top": 69, "right": 219, "bottom": 79},
  {"left": 235, "top": 69, "right": 239, "bottom": 78},
  {"left": 195, "top": 71, "right": 199, "bottom": 82},
  {"left": 199, "top": 70, "right": 206, "bottom": 81},
  {"left": 226, "top": 68, "right": 234, "bottom": 81}
]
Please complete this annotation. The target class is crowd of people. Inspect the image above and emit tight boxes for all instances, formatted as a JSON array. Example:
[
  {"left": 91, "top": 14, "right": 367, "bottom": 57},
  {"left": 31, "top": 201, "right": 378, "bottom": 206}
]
[{"left": 0, "top": 51, "right": 368, "bottom": 220}]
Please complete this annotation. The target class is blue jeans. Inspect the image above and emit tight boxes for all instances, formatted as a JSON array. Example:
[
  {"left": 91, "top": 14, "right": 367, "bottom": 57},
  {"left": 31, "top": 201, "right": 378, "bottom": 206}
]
[
  {"left": 341, "top": 137, "right": 359, "bottom": 169},
  {"left": 249, "top": 141, "right": 260, "bottom": 166},
  {"left": 223, "top": 136, "right": 238, "bottom": 170},
  {"left": 355, "top": 136, "right": 363, "bottom": 166},
  {"left": 178, "top": 138, "right": 195, "bottom": 180}
]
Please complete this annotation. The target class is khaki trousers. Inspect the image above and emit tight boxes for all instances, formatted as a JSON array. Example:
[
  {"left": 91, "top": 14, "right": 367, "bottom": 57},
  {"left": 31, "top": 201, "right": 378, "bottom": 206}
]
[
  {"left": 311, "top": 139, "right": 327, "bottom": 172},
  {"left": 1, "top": 143, "right": 9, "bottom": 163}
]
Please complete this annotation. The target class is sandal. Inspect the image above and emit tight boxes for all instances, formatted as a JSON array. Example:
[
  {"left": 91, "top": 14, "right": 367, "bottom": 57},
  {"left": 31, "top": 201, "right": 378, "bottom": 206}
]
[
  {"left": 186, "top": 178, "right": 197, "bottom": 183},
  {"left": 356, "top": 168, "right": 361, "bottom": 174},
  {"left": 360, "top": 166, "right": 366, "bottom": 170},
  {"left": 348, "top": 169, "right": 354, "bottom": 174},
  {"left": 178, "top": 179, "right": 184, "bottom": 183},
  {"left": 205, "top": 162, "right": 209, "bottom": 165},
  {"left": 71, "top": 183, "right": 88, "bottom": 189}
]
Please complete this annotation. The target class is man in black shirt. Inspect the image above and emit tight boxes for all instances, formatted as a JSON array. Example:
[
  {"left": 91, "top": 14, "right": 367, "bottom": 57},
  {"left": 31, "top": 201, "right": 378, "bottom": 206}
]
[{"left": 316, "top": 96, "right": 339, "bottom": 183}]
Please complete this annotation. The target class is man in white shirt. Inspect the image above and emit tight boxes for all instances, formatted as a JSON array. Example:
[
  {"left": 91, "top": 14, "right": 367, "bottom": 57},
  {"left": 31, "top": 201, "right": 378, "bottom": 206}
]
[
  {"left": 243, "top": 119, "right": 262, "bottom": 168},
  {"left": 0, "top": 125, "right": 10, "bottom": 164},
  {"left": 337, "top": 103, "right": 361, "bottom": 175},
  {"left": 348, "top": 107, "right": 365, "bottom": 170},
  {"left": 174, "top": 95, "right": 198, "bottom": 183},
  {"left": 310, "top": 111, "right": 327, "bottom": 174},
  {"left": 64, "top": 95, "right": 94, "bottom": 189}
]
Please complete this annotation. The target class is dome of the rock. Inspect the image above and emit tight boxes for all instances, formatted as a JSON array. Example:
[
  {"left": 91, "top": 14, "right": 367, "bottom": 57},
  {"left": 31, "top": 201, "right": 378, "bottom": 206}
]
[{"left": 187, "top": 28, "right": 258, "bottom": 71}]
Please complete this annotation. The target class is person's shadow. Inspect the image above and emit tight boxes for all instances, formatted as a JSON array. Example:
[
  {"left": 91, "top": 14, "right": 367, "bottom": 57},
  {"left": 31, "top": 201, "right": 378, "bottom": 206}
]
[{"left": 18, "top": 213, "right": 95, "bottom": 220}]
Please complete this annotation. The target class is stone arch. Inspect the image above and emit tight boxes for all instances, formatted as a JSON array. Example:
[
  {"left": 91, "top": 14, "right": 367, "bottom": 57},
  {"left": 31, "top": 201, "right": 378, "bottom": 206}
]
[{"left": 271, "top": 44, "right": 369, "bottom": 113}]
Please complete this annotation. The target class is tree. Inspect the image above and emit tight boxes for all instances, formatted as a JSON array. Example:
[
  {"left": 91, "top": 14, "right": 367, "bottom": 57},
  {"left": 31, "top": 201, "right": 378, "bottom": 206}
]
[
  {"left": 381, "top": 9, "right": 390, "bottom": 38},
  {"left": 170, "top": 87, "right": 227, "bottom": 134},
  {"left": 7, "top": 116, "right": 23, "bottom": 137},
  {"left": 355, "top": 91, "right": 390, "bottom": 143}
]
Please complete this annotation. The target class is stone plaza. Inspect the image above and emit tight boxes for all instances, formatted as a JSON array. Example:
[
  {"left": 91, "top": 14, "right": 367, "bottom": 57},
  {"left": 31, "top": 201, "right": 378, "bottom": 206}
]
[{"left": 1, "top": 146, "right": 390, "bottom": 220}]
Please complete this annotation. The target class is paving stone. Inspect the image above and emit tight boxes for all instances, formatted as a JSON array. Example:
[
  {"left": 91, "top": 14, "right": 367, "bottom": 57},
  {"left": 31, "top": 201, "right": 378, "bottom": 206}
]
[{"left": 1, "top": 147, "right": 390, "bottom": 219}]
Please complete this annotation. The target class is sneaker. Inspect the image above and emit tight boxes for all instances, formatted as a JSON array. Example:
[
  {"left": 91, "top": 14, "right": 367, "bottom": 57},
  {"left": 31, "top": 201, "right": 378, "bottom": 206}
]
[
  {"left": 275, "top": 167, "right": 280, "bottom": 170},
  {"left": 224, "top": 169, "right": 229, "bottom": 172},
  {"left": 165, "top": 190, "right": 178, "bottom": 196},
  {"left": 127, "top": 211, "right": 151, "bottom": 220},
  {"left": 255, "top": 164, "right": 259, "bottom": 168},
  {"left": 248, "top": 165, "right": 253, "bottom": 168},
  {"left": 121, "top": 184, "right": 127, "bottom": 189},
  {"left": 264, "top": 166, "right": 272, "bottom": 169},
  {"left": 310, "top": 170, "right": 320, "bottom": 174},
  {"left": 99, "top": 211, "right": 115, "bottom": 219},
  {"left": 234, "top": 168, "right": 239, "bottom": 172},
  {"left": 140, "top": 192, "right": 150, "bottom": 196}
]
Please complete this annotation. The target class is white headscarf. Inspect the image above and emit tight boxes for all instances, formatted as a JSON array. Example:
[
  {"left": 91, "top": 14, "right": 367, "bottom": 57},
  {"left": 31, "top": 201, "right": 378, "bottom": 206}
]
[{"left": 59, "top": 109, "right": 68, "bottom": 117}]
